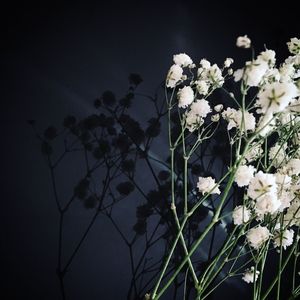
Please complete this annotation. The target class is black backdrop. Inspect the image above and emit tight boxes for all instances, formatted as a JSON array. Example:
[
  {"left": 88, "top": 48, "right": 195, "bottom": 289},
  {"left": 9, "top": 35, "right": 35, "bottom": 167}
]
[{"left": 1, "top": 1, "right": 299, "bottom": 299}]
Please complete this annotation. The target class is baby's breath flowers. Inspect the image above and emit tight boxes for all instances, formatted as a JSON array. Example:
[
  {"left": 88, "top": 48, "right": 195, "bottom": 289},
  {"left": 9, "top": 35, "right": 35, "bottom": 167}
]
[
  {"left": 232, "top": 205, "right": 251, "bottom": 225},
  {"left": 273, "top": 228, "right": 294, "bottom": 250},
  {"left": 177, "top": 86, "right": 194, "bottom": 108},
  {"left": 236, "top": 35, "right": 251, "bottom": 48},
  {"left": 197, "top": 176, "right": 220, "bottom": 195},
  {"left": 166, "top": 64, "right": 183, "bottom": 88},
  {"left": 234, "top": 165, "right": 255, "bottom": 187},
  {"left": 242, "top": 267, "right": 260, "bottom": 283},
  {"left": 246, "top": 226, "right": 271, "bottom": 249},
  {"left": 153, "top": 35, "right": 300, "bottom": 300}
]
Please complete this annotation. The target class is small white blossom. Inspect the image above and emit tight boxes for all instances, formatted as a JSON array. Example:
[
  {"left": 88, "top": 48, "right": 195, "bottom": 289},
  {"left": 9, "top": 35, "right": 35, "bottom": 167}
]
[
  {"left": 222, "top": 108, "right": 256, "bottom": 132},
  {"left": 278, "top": 190, "right": 294, "bottom": 211},
  {"left": 245, "top": 59, "right": 269, "bottom": 87},
  {"left": 214, "top": 104, "right": 223, "bottom": 112},
  {"left": 233, "top": 68, "right": 244, "bottom": 82},
  {"left": 177, "top": 86, "right": 194, "bottom": 108},
  {"left": 256, "top": 112, "right": 275, "bottom": 137},
  {"left": 166, "top": 64, "right": 183, "bottom": 88},
  {"left": 236, "top": 35, "right": 251, "bottom": 48},
  {"left": 247, "top": 171, "right": 277, "bottom": 200},
  {"left": 173, "top": 53, "right": 193, "bottom": 67},
  {"left": 195, "top": 80, "right": 209, "bottom": 95},
  {"left": 200, "top": 64, "right": 224, "bottom": 87},
  {"left": 244, "top": 143, "right": 263, "bottom": 163},
  {"left": 227, "top": 68, "right": 234, "bottom": 75},
  {"left": 284, "top": 198, "right": 300, "bottom": 226},
  {"left": 232, "top": 205, "right": 251, "bottom": 225},
  {"left": 211, "top": 114, "right": 220, "bottom": 122},
  {"left": 224, "top": 58, "right": 234, "bottom": 68},
  {"left": 197, "top": 176, "right": 220, "bottom": 195},
  {"left": 256, "top": 82, "right": 299, "bottom": 115},
  {"left": 264, "top": 68, "right": 281, "bottom": 83},
  {"left": 280, "top": 63, "right": 295, "bottom": 82},
  {"left": 190, "top": 99, "right": 211, "bottom": 118},
  {"left": 234, "top": 165, "right": 256, "bottom": 187},
  {"left": 273, "top": 228, "right": 294, "bottom": 250},
  {"left": 275, "top": 173, "right": 292, "bottom": 189},
  {"left": 246, "top": 226, "right": 270, "bottom": 249},
  {"left": 284, "top": 158, "right": 300, "bottom": 176},
  {"left": 287, "top": 37, "right": 300, "bottom": 55},
  {"left": 185, "top": 111, "right": 202, "bottom": 132},
  {"left": 255, "top": 194, "right": 281, "bottom": 217},
  {"left": 269, "top": 143, "right": 287, "bottom": 168},
  {"left": 200, "top": 59, "right": 211, "bottom": 69},
  {"left": 242, "top": 266, "right": 260, "bottom": 283},
  {"left": 257, "top": 49, "right": 276, "bottom": 66}
]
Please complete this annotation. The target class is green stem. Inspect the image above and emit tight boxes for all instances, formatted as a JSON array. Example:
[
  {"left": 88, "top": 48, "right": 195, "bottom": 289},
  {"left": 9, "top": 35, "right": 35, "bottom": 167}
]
[{"left": 262, "top": 241, "right": 298, "bottom": 300}]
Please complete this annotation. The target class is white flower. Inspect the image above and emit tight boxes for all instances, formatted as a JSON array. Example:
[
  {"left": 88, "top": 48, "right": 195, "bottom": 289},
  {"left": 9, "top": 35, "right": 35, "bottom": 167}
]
[
  {"left": 284, "top": 159, "right": 300, "bottom": 176},
  {"left": 256, "top": 112, "right": 275, "bottom": 137},
  {"left": 246, "top": 226, "right": 270, "bottom": 249},
  {"left": 247, "top": 171, "right": 277, "bottom": 200},
  {"left": 273, "top": 228, "right": 294, "bottom": 250},
  {"left": 275, "top": 173, "right": 292, "bottom": 189},
  {"left": 278, "top": 190, "right": 294, "bottom": 211},
  {"left": 255, "top": 194, "right": 281, "bottom": 217},
  {"left": 185, "top": 110, "right": 203, "bottom": 132},
  {"left": 234, "top": 110, "right": 256, "bottom": 132},
  {"left": 244, "top": 59, "right": 269, "bottom": 87},
  {"left": 196, "top": 80, "right": 209, "bottom": 95},
  {"left": 166, "top": 64, "right": 183, "bottom": 88},
  {"left": 242, "top": 267, "right": 260, "bottom": 283},
  {"left": 200, "top": 59, "right": 211, "bottom": 69},
  {"left": 173, "top": 53, "right": 193, "bottom": 67},
  {"left": 233, "top": 68, "right": 244, "bottom": 82},
  {"left": 256, "top": 82, "right": 299, "bottom": 115},
  {"left": 235, "top": 165, "right": 256, "bottom": 187},
  {"left": 236, "top": 35, "right": 251, "bottom": 48},
  {"left": 211, "top": 114, "right": 220, "bottom": 122},
  {"left": 214, "top": 104, "right": 223, "bottom": 112},
  {"left": 257, "top": 49, "right": 276, "bottom": 66},
  {"left": 197, "top": 176, "right": 220, "bottom": 195},
  {"left": 222, "top": 108, "right": 256, "bottom": 132},
  {"left": 190, "top": 99, "right": 211, "bottom": 118},
  {"left": 269, "top": 143, "right": 287, "bottom": 168},
  {"left": 264, "top": 68, "right": 281, "bottom": 83},
  {"left": 200, "top": 64, "right": 224, "bottom": 87},
  {"left": 289, "top": 98, "right": 300, "bottom": 113},
  {"left": 224, "top": 58, "right": 234, "bottom": 68},
  {"left": 232, "top": 205, "right": 251, "bottom": 225},
  {"left": 284, "top": 199, "right": 300, "bottom": 226},
  {"left": 222, "top": 107, "right": 237, "bottom": 130},
  {"left": 287, "top": 38, "right": 300, "bottom": 55},
  {"left": 177, "top": 86, "right": 194, "bottom": 108},
  {"left": 280, "top": 63, "right": 295, "bottom": 82},
  {"left": 244, "top": 143, "right": 263, "bottom": 163},
  {"left": 227, "top": 68, "right": 234, "bottom": 75}
]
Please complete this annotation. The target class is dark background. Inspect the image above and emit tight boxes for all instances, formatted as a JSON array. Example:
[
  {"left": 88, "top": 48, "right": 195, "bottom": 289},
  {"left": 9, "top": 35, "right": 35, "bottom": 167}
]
[{"left": 1, "top": 1, "right": 299, "bottom": 299}]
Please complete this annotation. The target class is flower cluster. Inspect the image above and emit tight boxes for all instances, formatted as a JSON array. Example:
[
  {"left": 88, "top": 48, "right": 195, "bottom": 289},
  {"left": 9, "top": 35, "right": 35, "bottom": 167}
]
[{"left": 164, "top": 35, "right": 300, "bottom": 291}]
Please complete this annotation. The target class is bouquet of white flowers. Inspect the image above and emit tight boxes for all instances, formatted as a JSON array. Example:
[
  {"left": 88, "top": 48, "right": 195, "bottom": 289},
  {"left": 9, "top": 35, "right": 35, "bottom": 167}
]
[{"left": 149, "top": 36, "right": 300, "bottom": 300}]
